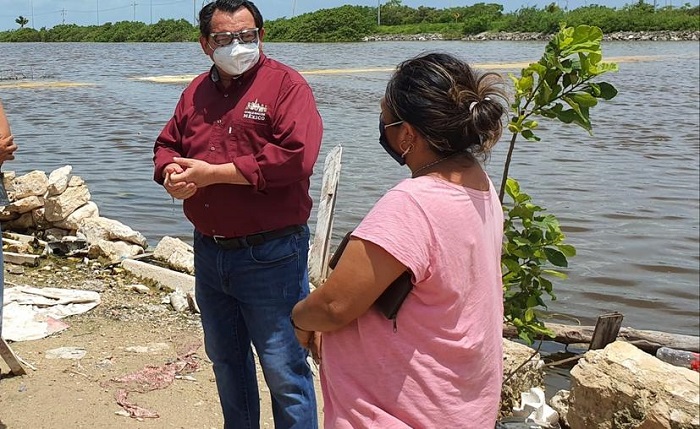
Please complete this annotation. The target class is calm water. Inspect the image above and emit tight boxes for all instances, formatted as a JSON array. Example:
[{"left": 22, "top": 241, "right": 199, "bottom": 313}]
[{"left": 0, "top": 41, "right": 698, "bottom": 339}]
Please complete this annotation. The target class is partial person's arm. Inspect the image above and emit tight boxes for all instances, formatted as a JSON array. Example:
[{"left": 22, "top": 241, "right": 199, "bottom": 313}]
[
  {"left": 0, "top": 100, "right": 18, "bottom": 165},
  {"left": 292, "top": 238, "right": 407, "bottom": 332},
  {"left": 232, "top": 81, "right": 323, "bottom": 191}
]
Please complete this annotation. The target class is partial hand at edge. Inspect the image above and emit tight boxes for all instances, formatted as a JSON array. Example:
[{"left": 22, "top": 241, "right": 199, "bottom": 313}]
[{"left": 0, "top": 134, "right": 17, "bottom": 164}]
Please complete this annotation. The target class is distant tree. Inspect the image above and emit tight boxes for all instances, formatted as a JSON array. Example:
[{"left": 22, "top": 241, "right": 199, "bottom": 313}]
[{"left": 15, "top": 16, "right": 29, "bottom": 29}]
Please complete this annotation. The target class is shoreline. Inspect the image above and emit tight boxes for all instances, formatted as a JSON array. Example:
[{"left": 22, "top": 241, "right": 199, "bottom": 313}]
[{"left": 363, "top": 30, "right": 700, "bottom": 42}]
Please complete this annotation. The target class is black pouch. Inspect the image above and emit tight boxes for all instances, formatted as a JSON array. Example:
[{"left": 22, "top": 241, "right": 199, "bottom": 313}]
[{"left": 329, "top": 231, "right": 413, "bottom": 323}]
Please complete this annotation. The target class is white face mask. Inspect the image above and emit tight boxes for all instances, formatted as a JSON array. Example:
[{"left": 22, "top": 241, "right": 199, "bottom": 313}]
[{"left": 212, "top": 41, "right": 260, "bottom": 76}]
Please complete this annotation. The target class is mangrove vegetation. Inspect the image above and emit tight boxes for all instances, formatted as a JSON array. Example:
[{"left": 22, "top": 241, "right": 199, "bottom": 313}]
[{"left": 0, "top": 1, "right": 698, "bottom": 43}]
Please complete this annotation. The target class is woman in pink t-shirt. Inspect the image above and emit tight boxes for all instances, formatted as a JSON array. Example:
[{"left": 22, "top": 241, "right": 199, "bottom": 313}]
[{"left": 292, "top": 52, "right": 507, "bottom": 428}]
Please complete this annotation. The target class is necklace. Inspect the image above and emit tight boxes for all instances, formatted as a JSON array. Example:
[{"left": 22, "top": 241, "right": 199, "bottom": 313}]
[{"left": 411, "top": 153, "right": 459, "bottom": 178}]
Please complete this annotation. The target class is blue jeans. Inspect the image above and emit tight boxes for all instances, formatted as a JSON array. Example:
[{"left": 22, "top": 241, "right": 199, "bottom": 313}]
[{"left": 193, "top": 226, "right": 317, "bottom": 429}]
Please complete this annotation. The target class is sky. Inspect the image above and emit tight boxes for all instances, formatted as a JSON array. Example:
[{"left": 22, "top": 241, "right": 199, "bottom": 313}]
[{"left": 0, "top": 0, "right": 694, "bottom": 32}]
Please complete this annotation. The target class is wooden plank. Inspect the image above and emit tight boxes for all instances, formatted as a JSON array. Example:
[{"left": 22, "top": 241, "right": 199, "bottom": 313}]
[
  {"left": 308, "top": 146, "right": 343, "bottom": 287},
  {"left": 589, "top": 312, "right": 624, "bottom": 350},
  {"left": 0, "top": 338, "right": 26, "bottom": 375},
  {"left": 503, "top": 322, "right": 699, "bottom": 353}
]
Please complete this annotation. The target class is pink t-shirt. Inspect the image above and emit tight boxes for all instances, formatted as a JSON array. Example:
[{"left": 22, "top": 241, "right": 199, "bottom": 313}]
[{"left": 321, "top": 175, "right": 504, "bottom": 428}]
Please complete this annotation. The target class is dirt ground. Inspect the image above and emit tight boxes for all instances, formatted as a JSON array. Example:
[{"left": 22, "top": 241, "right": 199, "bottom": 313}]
[{"left": 0, "top": 256, "right": 323, "bottom": 429}]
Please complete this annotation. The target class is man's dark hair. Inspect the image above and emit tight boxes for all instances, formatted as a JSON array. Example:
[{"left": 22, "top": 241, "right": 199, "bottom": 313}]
[{"left": 199, "top": 0, "right": 264, "bottom": 36}]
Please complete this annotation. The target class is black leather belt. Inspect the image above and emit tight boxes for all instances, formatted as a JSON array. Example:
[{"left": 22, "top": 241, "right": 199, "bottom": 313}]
[{"left": 210, "top": 225, "right": 303, "bottom": 250}]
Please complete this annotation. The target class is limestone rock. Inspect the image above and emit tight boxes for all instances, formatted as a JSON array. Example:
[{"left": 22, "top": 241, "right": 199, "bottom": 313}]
[
  {"left": 53, "top": 202, "right": 99, "bottom": 231},
  {"left": 32, "top": 207, "right": 51, "bottom": 230},
  {"left": 5, "top": 212, "right": 35, "bottom": 231},
  {"left": 153, "top": 236, "right": 194, "bottom": 274},
  {"left": 44, "top": 185, "right": 91, "bottom": 222},
  {"left": 568, "top": 341, "right": 699, "bottom": 429},
  {"left": 68, "top": 175, "right": 84, "bottom": 187},
  {"left": 78, "top": 216, "right": 148, "bottom": 248},
  {"left": 87, "top": 239, "right": 144, "bottom": 264},
  {"left": 550, "top": 390, "right": 571, "bottom": 429},
  {"left": 501, "top": 339, "right": 545, "bottom": 418},
  {"left": 0, "top": 207, "right": 19, "bottom": 221},
  {"left": 7, "top": 195, "right": 44, "bottom": 214},
  {"left": 11, "top": 170, "right": 49, "bottom": 200},
  {"left": 47, "top": 165, "right": 73, "bottom": 196}
]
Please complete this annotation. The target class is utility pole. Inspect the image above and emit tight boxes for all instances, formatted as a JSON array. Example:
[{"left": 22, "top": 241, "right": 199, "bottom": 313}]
[
  {"left": 97, "top": 0, "right": 100, "bottom": 25},
  {"left": 292, "top": 0, "right": 297, "bottom": 17},
  {"left": 61, "top": 8, "right": 66, "bottom": 25},
  {"left": 131, "top": 2, "right": 138, "bottom": 21},
  {"left": 193, "top": 0, "right": 196, "bottom": 25},
  {"left": 30, "top": 0, "right": 34, "bottom": 29},
  {"left": 150, "top": 0, "right": 153, "bottom": 24},
  {"left": 377, "top": 0, "right": 381, "bottom": 26}
]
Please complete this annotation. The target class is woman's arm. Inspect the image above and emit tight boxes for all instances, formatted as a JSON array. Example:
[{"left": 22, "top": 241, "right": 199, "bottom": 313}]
[
  {"left": 0, "top": 100, "right": 18, "bottom": 165},
  {"left": 292, "top": 237, "right": 407, "bottom": 332}
]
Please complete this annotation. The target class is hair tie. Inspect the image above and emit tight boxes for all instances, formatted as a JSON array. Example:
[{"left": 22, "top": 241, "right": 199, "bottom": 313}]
[{"left": 469, "top": 97, "right": 491, "bottom": 113}]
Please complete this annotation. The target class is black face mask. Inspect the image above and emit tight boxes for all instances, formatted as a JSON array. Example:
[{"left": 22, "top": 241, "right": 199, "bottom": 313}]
[{"left": 379, "top": 116, "right": 406, "bottom": 166}]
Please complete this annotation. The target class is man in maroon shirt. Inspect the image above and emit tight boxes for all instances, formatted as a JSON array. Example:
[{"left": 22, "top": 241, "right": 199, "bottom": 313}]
[{"left": 152, "top": 1, "right": 322, "bottom": 427}]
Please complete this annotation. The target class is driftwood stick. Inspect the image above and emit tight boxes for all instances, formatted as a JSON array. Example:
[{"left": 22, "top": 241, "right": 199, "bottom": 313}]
[
  {"left": 503, "top": 322, "right": 699, "bottom": 353},
  {"left": 0, "top": 338, "right": 26, "bottom": 375}
]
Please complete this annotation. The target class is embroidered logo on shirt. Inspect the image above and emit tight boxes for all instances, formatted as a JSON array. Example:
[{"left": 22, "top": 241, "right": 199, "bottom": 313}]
[{"left": 243, "top": 100, "right": 268, "bottom": 121}]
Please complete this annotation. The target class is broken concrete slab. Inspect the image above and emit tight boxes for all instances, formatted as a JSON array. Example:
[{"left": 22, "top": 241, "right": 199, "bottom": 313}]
[{"left": 120, "top": 259, "right": 194, "bottom": 295}]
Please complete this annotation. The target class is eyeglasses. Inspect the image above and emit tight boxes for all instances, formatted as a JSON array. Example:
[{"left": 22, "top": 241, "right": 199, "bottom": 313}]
[{"left": 209, "top": 28, "right": 259, "bottom": 47}]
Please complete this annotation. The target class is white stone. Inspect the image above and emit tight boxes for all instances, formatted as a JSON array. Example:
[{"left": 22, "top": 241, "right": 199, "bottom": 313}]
[
  {"left": 53, "top": 201, "right": 99, "bottom": 231},
  {"left": 44, "top": 185, "right": 91, "bottom": 222},
  {"left": 47, "top": 165, "right": 73, "bottom": 196},
  {"left": 153, "top": 236, "right": 194, "bottom": 274},
  {"left": 78, "top": 216, "right": 148, "bottom": 248},
  {"left": 87, "top": 239, "right": 144, "bottom": 264},
  {"left": 6, "top": 195, "right": 44, "bottom": 214},
  {"left": 10, "top": 170, "right": 49, "bottom": 200}
]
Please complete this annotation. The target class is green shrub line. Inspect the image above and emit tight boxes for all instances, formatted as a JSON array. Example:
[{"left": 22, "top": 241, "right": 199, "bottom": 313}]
[{"left": 1, "top": 2, "right": 698, "bottom": 43}]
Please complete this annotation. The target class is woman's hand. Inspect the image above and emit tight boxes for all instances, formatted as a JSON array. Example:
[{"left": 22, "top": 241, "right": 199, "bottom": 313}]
[{"left": 294, "top": 327, "right": 322, "bottom": 365}]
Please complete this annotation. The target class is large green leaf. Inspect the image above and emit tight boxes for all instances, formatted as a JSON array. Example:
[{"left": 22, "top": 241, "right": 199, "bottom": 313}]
[
  {"left": 544, "top": 248, "right": 569, "bottom": 267},
  {"left": 597, "top": 81, "right": 618, "bottom": 100}
]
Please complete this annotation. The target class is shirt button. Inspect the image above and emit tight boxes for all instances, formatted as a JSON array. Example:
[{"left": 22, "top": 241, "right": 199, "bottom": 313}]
[
  {"left": 224, "top": 93, "right": 229, "bottom": 98},
  {"left": 210, "top": 147, "right": 215, "bottom": 151},
  {"left": 204, "top": 204, "right": 209, "bottom": 208}
]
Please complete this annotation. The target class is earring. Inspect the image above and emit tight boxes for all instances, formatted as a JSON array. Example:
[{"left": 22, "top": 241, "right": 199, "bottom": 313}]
[{"left": 400, "top": 142, "right": 414, "bottom": 158}]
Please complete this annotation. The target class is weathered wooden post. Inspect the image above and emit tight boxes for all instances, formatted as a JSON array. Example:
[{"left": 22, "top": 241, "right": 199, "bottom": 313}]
[
  {"left": 1, "top": 243, "right": 26, "bottom": 375},
  {"left": 308, "top": 145, "right": 342, "bottom": 287},
  {"left": 589, "top": 312, "right": 624, "bottom": 350}
]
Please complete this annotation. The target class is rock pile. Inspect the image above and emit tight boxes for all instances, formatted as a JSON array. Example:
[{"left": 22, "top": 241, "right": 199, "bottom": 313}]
[{"left": 1, "top": 166, "right": 148, "bottom": 263}]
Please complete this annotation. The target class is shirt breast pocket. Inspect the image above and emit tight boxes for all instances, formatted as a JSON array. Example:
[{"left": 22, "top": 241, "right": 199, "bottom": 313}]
[{"left": 230, "top": 120, "right": 273, "bottom": 158}]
